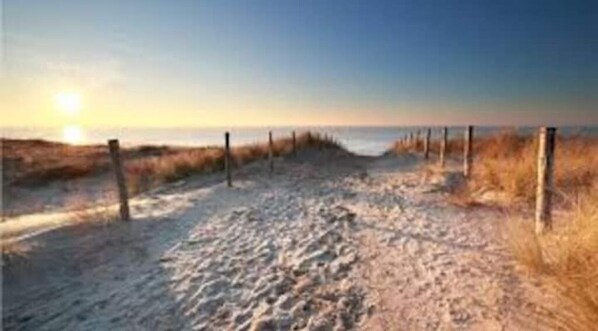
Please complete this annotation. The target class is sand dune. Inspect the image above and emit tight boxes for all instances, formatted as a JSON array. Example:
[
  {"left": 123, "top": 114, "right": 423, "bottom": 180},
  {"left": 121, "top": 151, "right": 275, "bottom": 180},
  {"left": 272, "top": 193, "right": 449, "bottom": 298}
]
[{"left": 3, "top": 150, "right": 560, "bottom": 330}]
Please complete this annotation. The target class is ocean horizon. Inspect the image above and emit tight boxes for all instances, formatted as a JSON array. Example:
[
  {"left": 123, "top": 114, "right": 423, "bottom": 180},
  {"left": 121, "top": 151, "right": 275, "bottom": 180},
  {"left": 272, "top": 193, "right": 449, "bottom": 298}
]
[{"left": 2, "top": 126, "right": 597, "bottom": 156}]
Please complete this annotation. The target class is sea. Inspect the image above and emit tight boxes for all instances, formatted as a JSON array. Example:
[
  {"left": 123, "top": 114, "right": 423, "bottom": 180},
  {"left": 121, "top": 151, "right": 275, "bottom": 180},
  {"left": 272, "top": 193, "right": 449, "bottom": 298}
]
[{"left": 2, "top": 126, "right": 597, "bottom": 156}]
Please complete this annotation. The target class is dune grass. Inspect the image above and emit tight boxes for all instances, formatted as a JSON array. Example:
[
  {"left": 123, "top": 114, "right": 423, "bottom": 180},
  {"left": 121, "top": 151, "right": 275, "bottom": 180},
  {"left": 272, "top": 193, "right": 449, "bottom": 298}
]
[
  {"left": 392, "top": 129, "right": 598, "bottom": 205},
  {"left": 2, "top": 132, "right": 343, "bottom": 196},
  {"left": 469, "top": 131, "right": 597, "bottom": 205},
  {"left": 489, "top": 135, "right": 595, "bottom": 329},
  {"left": 504, "top": 193, "right": 598, "bottom": 330},
  {"left": 392, "top": 129, "right": 598, "bottom": 328},
  {"left": 124, "top": 132, "right": 342, "bottom": 194},
  {"left": 467, "top": 131, "right": 597, "bottom": 329},
  {"left": 2, "top": 139, "right": 180, "bottom": 187}
]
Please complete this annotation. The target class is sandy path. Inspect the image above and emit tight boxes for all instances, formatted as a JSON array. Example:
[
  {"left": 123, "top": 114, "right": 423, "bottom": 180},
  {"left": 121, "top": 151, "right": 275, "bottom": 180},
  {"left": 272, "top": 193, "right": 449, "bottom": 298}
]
[
  {"left": 3, "top": 151, "right": 554, "bottom": 330},
  {"left": 334, "top": 156, "right": 560, "bottom": 330},
  {"left": 4, "top": 150, "right": 369, "bottom": 331}
]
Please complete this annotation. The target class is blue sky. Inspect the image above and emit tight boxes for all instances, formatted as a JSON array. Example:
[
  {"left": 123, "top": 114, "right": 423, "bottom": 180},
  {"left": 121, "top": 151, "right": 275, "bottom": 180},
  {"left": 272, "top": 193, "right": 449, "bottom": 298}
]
[{"left": 3, "top": 0, "right": 598, "bottom": 126}]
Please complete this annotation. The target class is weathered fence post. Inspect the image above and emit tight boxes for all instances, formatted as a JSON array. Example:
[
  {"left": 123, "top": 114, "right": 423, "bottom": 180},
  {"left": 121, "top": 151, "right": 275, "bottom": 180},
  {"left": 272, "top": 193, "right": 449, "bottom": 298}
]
[
  {"left": 440, "top": 127, "right": 448, "bottom": 168},
  {"left": 416, "top": 130, "right": 421, "bottom": 151},
  {"left": 292, "top": 131, "right": 297, "bottom": 156},
  {"left": 268, "top": 131, "right": 274, "bottom": 173},
  {"left": 108, "top": 139, "right": 130, "bottom": 221},
  {"left": 424, "top": 128, "right": 431, "bottom": 160},
  {"left": 535, "top": 127, "right": 557, "bottom": 234},
  {"left": 225, "top": 132, "right": 232, "bottom": 187},
  {"left": 464, "top": 126, "right": 474, "bottom": 178}
]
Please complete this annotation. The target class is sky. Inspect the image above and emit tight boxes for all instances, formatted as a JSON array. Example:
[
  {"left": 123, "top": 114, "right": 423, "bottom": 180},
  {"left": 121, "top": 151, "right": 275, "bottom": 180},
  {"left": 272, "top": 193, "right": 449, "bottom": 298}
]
[{"left": 2, "top": 0, "right": 598, "bottom": 128}]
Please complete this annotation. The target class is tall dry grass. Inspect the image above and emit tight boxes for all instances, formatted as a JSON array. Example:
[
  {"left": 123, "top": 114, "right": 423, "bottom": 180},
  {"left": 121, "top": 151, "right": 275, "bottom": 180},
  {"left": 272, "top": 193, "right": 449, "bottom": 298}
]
[
  {"left": 389, "top": 131, "right": 466, "bottom": 157},
  {"left": 471, "top": 131, "right": 597, "bottom": 329},
  {"left": 469, "top": 131, "right": 598, "bottom": 204},
  {"left": 2, "top": 132, "right": 342, "bottom": 195},
  {"left": 392, "top": 129, "right": 598, "bottom": 205},
  {"left": 504, "top": 192, "right": 598, "bottom": 330},
  {"left": 2, "top": 139, "right": 179, "bottom": 187},
  {"left": 396, "top": 129, "right": 597, "bottom": 329},
  {"left": 125, "top": 132, "right": 342, "bottom": 194}
]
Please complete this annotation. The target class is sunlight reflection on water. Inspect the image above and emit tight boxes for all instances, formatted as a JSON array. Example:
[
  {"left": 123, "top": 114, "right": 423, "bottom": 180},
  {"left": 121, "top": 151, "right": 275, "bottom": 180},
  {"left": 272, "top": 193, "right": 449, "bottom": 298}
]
[{"left": 62, "top": 125, "right": 85, "bottom": 144}]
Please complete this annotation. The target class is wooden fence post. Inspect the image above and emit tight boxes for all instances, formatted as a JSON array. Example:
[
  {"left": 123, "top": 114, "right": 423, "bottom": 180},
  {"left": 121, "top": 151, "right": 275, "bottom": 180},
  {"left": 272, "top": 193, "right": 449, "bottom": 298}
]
[
  {"left": 292, "top": 131, "right": 297, "bottom": 156},
  {"left": 464, "top": 126, "right": 474, "bottom": 178},
  {"left": 424, "top": 128, "right": 431, "bottom": 159},
  {"left": 268, "top": 131, "right": 274, "bottom": 173},
  {"left": 225, "top": 132, "right": 232, "bottom": 187},
  {"left": 440, "top": 127, "right": 448, "bottom": 168},
  {"left": 535, "top": 127, "right": 556, "bottom": 234},
  {"left": 108, "top": 139, "right": 130, "bottom": 221}
]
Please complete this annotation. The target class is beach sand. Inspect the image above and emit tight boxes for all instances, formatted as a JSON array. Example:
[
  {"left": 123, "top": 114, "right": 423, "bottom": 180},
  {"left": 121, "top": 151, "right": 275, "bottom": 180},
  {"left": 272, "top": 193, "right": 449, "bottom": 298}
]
[{"left": 2, "top": 149, "right": 560, "bottom": 330}]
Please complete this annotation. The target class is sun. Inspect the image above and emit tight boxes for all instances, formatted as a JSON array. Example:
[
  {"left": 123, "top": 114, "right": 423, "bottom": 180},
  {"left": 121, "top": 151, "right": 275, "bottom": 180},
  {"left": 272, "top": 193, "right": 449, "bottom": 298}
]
[{"left": 55, "top": 92, "right": 81, "bottom": 115}]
